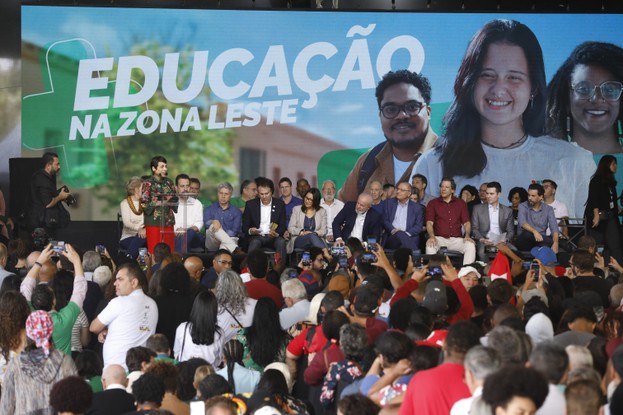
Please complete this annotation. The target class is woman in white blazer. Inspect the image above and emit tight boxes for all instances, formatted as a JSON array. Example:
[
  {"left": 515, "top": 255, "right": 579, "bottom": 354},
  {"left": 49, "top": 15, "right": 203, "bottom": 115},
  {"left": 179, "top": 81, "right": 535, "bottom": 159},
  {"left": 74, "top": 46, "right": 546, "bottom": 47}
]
[{"left": 287, "top": 188, "right": 327, "bottom": 253}]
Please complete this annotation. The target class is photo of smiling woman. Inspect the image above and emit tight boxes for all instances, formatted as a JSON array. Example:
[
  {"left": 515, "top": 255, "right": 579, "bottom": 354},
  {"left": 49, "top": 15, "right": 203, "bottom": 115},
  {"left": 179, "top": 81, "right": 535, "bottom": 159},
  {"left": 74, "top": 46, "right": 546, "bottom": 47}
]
[
  {"left": 414, "top": 19, "right": 596, "bottom": 218},
  {"left": 546, "top": 41, "right": 623, "bottom": 155}
]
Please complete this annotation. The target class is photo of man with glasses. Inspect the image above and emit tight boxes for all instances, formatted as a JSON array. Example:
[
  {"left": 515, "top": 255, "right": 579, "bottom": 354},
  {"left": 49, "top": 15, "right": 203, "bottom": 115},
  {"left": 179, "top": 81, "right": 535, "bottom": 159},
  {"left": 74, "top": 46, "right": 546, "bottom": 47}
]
[{"left": 338, "top": 70, "right": 438, "bottom": 202}]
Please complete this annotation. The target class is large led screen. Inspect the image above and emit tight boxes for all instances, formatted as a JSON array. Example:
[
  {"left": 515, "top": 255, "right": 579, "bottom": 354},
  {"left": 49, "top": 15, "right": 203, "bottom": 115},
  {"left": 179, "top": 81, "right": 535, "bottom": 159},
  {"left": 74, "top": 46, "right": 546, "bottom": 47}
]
[{"left": 21, "top": 7, "right": 623, "bottom": 219}]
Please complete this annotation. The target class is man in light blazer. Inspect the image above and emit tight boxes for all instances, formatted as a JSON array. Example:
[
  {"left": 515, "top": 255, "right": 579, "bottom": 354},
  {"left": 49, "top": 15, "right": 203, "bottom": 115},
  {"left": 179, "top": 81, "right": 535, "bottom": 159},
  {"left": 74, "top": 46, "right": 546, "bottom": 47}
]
[
  {"left": 332, "top": 192, "right": 382, "bottom": 245},
  {"left": 242, "top": 177, "right": 287, "bottom": 262},
  {"left": 471, "top": 181, "right": 515, "bottom": 261},
  {"left": 382, "top": 180, "right": 424, "bottom": 251}
]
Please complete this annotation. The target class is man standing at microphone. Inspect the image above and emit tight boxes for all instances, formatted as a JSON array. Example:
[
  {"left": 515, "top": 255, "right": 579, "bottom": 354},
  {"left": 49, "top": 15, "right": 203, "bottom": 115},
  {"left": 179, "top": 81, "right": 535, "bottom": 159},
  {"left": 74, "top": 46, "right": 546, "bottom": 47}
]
[{"left": 140, "top": 156, "right": 177, "bottom": 253}]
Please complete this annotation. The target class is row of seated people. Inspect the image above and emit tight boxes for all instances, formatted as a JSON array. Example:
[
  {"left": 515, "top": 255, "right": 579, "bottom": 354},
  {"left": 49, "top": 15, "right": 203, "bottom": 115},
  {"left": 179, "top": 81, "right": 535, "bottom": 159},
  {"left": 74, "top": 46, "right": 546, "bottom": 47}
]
[
  {"left": 120, "top": 173, "right": 573, "bottom": 267},
  {"left": 1, "top": 228, "right": 623, "bottom": 415}
]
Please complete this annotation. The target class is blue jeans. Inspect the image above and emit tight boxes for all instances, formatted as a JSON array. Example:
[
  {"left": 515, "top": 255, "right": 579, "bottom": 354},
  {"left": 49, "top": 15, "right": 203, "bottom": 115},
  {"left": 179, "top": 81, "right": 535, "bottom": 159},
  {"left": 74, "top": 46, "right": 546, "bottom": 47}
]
[{"left": 119, "top": 236, "right": 147, "bottom": 259}]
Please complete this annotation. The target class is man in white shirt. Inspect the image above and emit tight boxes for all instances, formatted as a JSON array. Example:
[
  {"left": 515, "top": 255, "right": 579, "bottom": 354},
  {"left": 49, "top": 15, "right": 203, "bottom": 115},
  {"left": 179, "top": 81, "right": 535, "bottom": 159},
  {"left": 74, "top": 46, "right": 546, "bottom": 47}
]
[
  {"left": 451, "top": 346, "right": 501, "bottom": 415},
  {"left": 320, "top": 180, "right": 344, "bottom": 243},
  {"left": 90, "top": 263, "right": 158, "bottom": 369},
  {"left": 279, "top": 279, "right": 311, "bottom": 330},
  {"left": 530, "top": 342, "right": 569, "bottom": 415},
  {"left": 174, "top": 173, "right": 204, "bottom": 253},
  {"left": 543, "top": 179, "right": 570, "bottom": 238}
]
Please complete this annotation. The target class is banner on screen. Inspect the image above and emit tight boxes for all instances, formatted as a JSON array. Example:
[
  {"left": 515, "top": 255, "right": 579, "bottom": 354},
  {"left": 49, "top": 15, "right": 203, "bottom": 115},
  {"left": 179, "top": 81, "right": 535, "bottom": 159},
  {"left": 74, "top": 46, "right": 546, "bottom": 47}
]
[{"left": 21, "top": 7, "right": 623, "bottom": 219}]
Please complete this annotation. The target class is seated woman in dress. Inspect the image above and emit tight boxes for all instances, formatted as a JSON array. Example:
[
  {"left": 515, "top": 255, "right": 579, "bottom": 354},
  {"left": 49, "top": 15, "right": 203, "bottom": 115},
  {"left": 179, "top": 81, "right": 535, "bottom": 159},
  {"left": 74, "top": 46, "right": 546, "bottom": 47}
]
[
  {"left": 119, "top": 176, "right": 147, "bottom": 259},
  {"left": 287, "top": 188, "right": 327, "bottom": 253}
]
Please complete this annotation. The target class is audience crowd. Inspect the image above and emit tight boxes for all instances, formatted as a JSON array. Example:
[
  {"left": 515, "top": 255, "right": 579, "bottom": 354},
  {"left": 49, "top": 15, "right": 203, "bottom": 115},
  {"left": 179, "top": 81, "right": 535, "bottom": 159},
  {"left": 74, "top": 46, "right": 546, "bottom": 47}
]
[{"left": 3, "top": 160, "right": 623, "bottom": 415}]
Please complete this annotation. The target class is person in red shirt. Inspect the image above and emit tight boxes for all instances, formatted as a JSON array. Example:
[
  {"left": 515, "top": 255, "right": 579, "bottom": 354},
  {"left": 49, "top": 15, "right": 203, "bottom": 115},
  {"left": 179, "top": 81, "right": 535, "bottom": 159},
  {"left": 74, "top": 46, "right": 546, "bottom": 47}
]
[
  {"left": 425, "top": 178, "right": 476, "bottom": 265},
  {"left": 398, "top": 320, "right": 481, "bottom": 415},
  {"left": 390, "top": 256, "right": 474, "bottom": 324},
  {"left": 304, "top": 310, "right": 350, "bottom": 386},
  {"left": 244, "top": 249, "right": 283, "bottom": 309}
]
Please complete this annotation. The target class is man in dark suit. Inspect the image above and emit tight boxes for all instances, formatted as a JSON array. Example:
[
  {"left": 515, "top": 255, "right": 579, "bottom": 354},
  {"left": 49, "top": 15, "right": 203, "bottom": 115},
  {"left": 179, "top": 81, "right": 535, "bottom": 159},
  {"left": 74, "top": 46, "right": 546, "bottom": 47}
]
[
  {"left": 332, "top": 192, "right": 382, "bottom": 245},
  {"left": 382, "top": 181, "right": 424, "bottom": 251},
  {"left": 86, "top": 364, "right": 136, "bottom": 415},
  {"left": 242, "top": 177, "right": 287, "bottom": 263},
  {"left": 471, "top": 181, "right": 515, "bottom": 261}
]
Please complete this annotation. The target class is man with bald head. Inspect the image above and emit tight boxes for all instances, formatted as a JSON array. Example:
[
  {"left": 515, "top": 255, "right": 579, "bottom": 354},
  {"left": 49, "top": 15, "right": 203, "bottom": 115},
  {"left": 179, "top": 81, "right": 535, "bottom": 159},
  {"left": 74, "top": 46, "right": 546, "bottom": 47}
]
[
  {"left": 183, "top": 255, "right": 205, "bottom": 283},
  {"left": 368, "top": 180, "right": 385, "bottom": 214},
  {"left": 88, "top": 364, "right": 136, "bottom": 414},
  {"left": 332, "top": 192, "right": 382, "bottom": 246}
]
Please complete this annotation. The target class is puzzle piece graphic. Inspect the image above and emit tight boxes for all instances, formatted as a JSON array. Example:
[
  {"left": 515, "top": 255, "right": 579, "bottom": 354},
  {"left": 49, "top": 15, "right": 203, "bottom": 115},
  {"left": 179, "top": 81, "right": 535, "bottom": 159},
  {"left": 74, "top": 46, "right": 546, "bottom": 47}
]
[{"left": 23, "top": 39, "right": 140, "bottom": 188}]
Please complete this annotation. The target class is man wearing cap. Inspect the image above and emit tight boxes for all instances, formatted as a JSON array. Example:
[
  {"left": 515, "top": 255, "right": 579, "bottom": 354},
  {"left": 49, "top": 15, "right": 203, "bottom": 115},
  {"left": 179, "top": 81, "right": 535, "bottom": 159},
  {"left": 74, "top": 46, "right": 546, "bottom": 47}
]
[
  {"left": 516, "top": 183, "right": 560, "bottom": 253},
  {"left": 569, "top": 249, "right": 610, "bottom": 308},
  {"left": 390, "top": 256, "right": 474, "bottom": 324},
  {"left": 458, "top": 266, "right": 481, "bottom": 291},
  {"left": 471, "top": 181, "right": 515, "bottom": 262}
]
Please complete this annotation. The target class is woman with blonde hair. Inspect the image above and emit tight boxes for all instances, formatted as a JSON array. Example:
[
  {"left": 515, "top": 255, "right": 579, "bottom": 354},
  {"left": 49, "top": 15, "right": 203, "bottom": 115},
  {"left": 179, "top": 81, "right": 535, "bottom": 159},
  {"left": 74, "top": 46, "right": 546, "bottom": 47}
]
[{"left": 119, "top": 176, "right": 147, "bottom": 258}]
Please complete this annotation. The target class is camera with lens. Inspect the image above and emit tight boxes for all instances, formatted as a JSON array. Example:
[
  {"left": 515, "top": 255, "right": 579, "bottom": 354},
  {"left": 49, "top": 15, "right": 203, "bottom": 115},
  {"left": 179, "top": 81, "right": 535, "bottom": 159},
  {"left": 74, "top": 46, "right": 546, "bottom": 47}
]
[{"left": 60, "top": 185, "right": 76, "bottom": 206}]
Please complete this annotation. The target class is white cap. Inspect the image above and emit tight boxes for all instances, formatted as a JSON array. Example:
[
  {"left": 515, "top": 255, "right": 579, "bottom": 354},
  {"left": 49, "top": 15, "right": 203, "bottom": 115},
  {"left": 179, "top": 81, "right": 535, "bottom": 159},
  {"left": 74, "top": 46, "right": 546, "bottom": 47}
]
[{"left": 458, "top": 266, "right": 481, "bottom": 279}]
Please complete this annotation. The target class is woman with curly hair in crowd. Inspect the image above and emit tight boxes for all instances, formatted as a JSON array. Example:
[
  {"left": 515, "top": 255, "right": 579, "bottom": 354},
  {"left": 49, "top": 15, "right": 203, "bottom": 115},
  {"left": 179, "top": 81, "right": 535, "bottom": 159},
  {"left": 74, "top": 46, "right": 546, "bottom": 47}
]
[
  {"left": 49, "top": 376, "right": 93, "bottom": 415},
  {"left": 0, "top": 290, "right": 31, "bottom": 387},
  {"left": 237, "top": 297, "right": 291, "bottom": 372},
  {"left": 480, "top": 366, "right": 549, "bottom": 415},
  {"left": 216, "top": 269, "right": 257, "bottom": 343},
  {"left": 0, "top": 310, "right": 77, "bottom": 414}
]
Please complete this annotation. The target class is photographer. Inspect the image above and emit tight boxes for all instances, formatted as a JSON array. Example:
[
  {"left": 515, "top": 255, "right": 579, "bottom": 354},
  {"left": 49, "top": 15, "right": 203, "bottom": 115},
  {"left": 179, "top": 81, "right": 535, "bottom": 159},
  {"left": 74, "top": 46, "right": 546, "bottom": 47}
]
[{"left": 28, "top": 152, "right": 73, "bottom": 236}]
